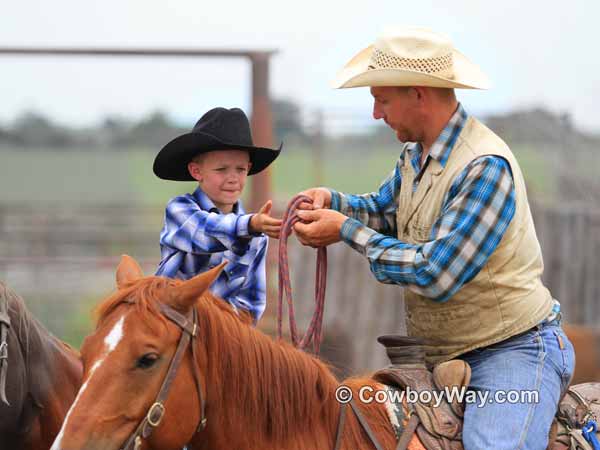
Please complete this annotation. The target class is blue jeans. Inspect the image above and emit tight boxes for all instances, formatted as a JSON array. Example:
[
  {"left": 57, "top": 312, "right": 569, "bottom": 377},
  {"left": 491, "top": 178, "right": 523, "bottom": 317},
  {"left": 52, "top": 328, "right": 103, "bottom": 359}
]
[{"left": 459, "top": 319, "right": 575, "bottom": 450}]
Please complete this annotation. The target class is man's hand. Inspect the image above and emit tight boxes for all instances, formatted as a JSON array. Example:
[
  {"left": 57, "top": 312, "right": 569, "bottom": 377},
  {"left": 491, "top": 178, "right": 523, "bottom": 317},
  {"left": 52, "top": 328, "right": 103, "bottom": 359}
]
[
  {"left": 249, "top": 200, "right": 282, "bottom": 239},
  {"left": 293, "top": 209, "right": 348, "bottom": 247},
  {"left": 296, "top": 187, "right": 332, "bottom": 210}
]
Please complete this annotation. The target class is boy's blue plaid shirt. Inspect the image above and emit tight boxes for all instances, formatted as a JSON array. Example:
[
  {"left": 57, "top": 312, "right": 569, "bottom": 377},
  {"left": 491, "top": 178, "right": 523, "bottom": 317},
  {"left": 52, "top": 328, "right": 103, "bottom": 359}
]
[
  {"left": 156, "top": 187, "right": 267, "bottom": 322},
  {"left": 331, "top": 103, "right": 518, "bottom": 303}
]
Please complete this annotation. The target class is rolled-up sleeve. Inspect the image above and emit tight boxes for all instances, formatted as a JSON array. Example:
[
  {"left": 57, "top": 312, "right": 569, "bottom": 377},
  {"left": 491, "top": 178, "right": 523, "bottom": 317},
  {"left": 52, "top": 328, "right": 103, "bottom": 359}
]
[{"left": 340, "top": 156, "right": 516, "bottom": 303}]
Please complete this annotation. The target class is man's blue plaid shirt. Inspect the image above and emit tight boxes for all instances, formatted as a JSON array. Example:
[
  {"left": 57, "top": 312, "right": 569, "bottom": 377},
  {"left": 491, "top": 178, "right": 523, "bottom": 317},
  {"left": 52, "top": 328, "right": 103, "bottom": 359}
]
[
  {"left": 331, "top": 104, "right": 518, "bottom": 303},
  {"left": 156, "top": 187, "right": 267, "bottom": 323}
]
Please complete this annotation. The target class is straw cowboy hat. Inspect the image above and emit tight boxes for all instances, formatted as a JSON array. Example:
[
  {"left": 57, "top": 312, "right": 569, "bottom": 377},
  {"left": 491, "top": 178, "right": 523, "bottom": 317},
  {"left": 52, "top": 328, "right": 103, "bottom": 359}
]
[
  {"left": 332, "top": 27, "right": 490, "bottom": 90},
  {"left": 153, "top": 107, "right": 282, "bottom": 181}
]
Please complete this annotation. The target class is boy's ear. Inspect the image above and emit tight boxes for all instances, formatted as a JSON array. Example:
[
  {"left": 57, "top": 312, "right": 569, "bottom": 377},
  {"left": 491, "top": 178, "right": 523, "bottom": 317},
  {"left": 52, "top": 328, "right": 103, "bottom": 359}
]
[{"left": 188, "top": 161, "right": 203, "bottom": 182}]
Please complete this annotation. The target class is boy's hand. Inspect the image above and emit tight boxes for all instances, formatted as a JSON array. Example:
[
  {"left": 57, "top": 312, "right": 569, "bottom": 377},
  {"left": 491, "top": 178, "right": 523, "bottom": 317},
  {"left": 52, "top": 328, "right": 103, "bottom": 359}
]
[
  {"left": 249, "top": 200, "right": 282, "bottom": 239},
  {"left": 296, "top": 188, "right": 332, "bottom": 210}
]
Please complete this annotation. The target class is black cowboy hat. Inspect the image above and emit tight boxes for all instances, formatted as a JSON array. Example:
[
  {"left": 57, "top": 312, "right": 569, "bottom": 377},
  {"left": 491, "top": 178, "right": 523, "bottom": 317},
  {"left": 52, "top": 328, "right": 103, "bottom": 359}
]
[{"left": 153, "top": 107, "right": 282, "bottom": 181}]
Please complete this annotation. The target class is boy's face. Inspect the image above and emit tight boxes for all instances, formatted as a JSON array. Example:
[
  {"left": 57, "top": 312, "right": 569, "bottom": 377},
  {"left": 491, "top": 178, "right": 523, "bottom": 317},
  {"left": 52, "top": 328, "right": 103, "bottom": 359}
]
[{"left": 187, "top": 150, "right": 251, "bottom": 213}]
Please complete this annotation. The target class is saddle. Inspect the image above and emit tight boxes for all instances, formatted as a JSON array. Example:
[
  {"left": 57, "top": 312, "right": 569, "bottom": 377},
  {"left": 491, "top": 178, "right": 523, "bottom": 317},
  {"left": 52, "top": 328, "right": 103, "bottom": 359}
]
[
  {"left": 549, "top": 383, "right": 600, "bottom": 450},
  {"left": 373, "top": 335, "right": 466, "bottom": 450},
  {"left": 374, "top": 335, "right": 600, "bottom": 450}
]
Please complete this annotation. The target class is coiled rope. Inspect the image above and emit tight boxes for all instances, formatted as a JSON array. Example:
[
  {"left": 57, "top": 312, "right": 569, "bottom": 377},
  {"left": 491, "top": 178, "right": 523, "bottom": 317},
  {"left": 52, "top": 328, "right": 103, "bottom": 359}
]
[{"left": 277, "top": 194, "right": 327, "bottom": 354}]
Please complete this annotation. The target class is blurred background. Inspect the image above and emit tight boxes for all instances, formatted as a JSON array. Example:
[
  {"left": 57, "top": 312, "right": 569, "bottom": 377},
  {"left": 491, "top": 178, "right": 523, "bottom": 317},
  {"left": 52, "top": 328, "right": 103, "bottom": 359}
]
[{"left": 1, "top": 0, "right": 599, "bottom": 377}]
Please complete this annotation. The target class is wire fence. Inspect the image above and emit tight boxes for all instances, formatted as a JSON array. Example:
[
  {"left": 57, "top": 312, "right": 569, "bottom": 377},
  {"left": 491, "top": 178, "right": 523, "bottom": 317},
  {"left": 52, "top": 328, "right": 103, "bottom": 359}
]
[
  {"left": 0, "top": 105, "right": 599, "bottom": 373},
  {"left": 0, "top": 201, "right": 598, "bottom": 373}
]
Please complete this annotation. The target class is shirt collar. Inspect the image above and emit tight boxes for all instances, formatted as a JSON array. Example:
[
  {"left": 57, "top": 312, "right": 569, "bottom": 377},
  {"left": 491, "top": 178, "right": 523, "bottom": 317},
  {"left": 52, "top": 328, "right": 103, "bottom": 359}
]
[
  {"left": 192, "top": 186, "right": 244, "bottom": 214},
  {"left": 405, "top": 102, "right": 468, "bottom": 169}
]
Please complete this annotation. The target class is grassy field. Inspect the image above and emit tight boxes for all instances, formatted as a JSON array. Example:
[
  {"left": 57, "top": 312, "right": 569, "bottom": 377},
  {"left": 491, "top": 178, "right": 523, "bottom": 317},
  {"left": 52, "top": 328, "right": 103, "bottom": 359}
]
[{"left": 0, "top": 145, "right": 554, "bottom": 208}]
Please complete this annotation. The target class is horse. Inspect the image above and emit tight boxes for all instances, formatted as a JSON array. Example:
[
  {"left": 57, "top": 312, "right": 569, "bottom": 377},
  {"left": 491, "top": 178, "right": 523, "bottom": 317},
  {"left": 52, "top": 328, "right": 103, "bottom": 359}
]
[
  {"left": 49, "top": 255, "right": 599, "bottom": 450},
  {"left": 0, "top": 281, "right": 83, "bottom": 450},
  {"left": 49, "top": 255, "right": 416, "bottom": 450}
]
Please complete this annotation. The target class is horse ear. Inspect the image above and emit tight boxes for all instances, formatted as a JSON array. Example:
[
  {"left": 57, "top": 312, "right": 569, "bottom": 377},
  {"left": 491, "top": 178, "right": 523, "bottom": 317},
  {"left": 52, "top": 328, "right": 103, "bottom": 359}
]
[
  {"left": 169, "top": 261, "right": 227, "bottom": 311},
  {"left": 116, "top": 254, "right": 144, "bottom": 289}
]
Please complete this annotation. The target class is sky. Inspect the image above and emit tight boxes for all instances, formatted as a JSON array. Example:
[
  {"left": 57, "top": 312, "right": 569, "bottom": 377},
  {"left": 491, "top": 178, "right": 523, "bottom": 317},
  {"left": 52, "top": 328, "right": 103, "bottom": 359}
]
[{"left": 1, "top": 0, "right": 598, "bottom": 133}]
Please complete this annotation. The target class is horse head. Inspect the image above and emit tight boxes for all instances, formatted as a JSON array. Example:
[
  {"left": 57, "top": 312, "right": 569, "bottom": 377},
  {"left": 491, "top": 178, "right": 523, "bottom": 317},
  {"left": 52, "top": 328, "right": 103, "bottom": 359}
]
[
  {"left": 51, "top": 255, "right": 404, "bottom": 450},
  {"left": 50, "top": 255, "right": 225, "bottom": 450}
]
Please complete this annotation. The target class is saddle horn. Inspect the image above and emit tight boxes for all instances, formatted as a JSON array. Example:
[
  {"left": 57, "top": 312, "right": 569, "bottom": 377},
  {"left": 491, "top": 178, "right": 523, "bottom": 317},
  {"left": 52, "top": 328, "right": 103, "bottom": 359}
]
[{"left": 377, "top": 335, "right": 428, "bottom": 368}]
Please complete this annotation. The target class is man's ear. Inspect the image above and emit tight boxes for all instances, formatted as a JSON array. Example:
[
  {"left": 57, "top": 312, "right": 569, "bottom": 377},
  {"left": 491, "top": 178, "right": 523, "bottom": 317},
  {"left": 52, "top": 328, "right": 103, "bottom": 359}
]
[
  {"left": 188, "top": 161, "right": 203, "bottom": 182},
  {"left": 413, "top": 86, "right": 431, "bottom": 105},
  {"left": 408, "top": 86, "right": 422, "bottom": 100}
]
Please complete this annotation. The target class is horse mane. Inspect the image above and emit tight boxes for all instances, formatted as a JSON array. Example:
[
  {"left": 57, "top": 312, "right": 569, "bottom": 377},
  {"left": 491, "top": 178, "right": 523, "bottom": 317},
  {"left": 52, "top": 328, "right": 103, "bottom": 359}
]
[
  {"left": 0, "top": 280, "right": 81, "bottom": 380},
  {"left": 1, "top": 281, "right": 35, "bottom": 350},
  {"left": 195, "top": 290, "right": 343, "bottom": 442},
  {"left": 94, "top": 276, "right": 173, "bottom": 330},
  {"left": 94, "top": 276, "right": 254, "bottom": 328},
  {"left": 196, "top": 288, "right": 396, "bottom": 447},
  {"left": 96, "top": 275, "right": 395, "bottom": 447},
  {"left": 0, "top": 281, "right": 69, "bottom": 358}
]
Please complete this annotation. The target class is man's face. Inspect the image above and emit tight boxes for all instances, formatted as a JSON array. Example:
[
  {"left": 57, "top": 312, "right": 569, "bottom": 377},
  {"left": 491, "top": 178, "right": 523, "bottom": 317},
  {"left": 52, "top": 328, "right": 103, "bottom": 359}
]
[
  {"left": 370, "top": 86, "right": 423, "bottom": 142},
  {"left": 187, "top": 150, "right": 251, "bottom": 212}
]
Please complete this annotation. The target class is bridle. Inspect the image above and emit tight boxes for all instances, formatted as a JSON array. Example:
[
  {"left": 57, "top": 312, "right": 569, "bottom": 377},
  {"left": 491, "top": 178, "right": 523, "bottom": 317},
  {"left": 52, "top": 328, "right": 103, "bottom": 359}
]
[{"left": 120, "top": 303, "right": 206, "bottom": 450}]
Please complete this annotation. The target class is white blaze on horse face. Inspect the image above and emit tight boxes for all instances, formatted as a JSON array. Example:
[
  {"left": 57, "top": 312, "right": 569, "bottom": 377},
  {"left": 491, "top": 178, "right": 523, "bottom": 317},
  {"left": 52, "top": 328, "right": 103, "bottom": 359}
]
[
  {"left": 105, "top": 314, "right": 125, "bottom": 352},
  {"left": 50, "top": 314, "right": 127, "bottom": 450},
  {"left": 50, "top": 359, "right": 103, "bottom": 450}
]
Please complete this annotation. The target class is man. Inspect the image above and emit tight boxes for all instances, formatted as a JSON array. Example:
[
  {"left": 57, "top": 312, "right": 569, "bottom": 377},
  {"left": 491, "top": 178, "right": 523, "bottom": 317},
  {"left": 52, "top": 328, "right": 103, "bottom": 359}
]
[{"left": 293, "top": 27, "right": 575, "bottom": 449}]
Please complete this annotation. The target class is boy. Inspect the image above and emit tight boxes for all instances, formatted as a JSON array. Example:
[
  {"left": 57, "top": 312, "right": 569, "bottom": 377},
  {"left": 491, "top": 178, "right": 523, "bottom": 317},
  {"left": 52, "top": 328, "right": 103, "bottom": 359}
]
[{"left": 152, "top": 107, "right": 282, "bottom": 324}]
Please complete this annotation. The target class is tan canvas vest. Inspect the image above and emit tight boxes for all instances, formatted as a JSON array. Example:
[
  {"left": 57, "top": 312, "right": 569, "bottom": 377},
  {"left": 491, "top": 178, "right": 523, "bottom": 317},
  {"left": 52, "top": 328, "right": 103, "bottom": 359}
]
[{"left": 396, "top": 117, "right": 553, "bottom": 365}]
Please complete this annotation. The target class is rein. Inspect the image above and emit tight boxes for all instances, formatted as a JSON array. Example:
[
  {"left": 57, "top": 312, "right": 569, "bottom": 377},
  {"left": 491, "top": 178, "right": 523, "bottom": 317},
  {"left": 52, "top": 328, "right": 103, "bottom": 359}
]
[
  {"left": 277, "top": 194, "right": 390, "bottom": 450},
  {"left": 120, "top": 303, "right": 206, "bottom": 450},
  {"left": 277, "top": 194, "right": 327, "bottom": 353},
  {"left": 0, "top": 292, "right": 9, "bottom": 405}
]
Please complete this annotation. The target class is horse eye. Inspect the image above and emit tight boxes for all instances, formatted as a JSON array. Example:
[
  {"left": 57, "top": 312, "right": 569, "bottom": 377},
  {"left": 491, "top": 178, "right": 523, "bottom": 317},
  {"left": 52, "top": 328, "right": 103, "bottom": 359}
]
[{"left": 136, "top": 353, "right": 159, "bottom": 369}]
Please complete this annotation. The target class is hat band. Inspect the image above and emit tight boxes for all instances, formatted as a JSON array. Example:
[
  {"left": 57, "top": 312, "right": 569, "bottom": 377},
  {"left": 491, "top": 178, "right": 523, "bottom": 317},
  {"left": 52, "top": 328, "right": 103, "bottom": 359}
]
[{"left": 368, "top": 48, "right": 454, "bottom": 78}]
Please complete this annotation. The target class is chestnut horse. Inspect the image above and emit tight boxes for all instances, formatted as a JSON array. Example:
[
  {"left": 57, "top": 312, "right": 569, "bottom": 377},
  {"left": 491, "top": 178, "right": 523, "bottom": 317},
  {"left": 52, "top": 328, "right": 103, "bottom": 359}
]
[
  {"left": 50, "top": 256, "right": 424, "bottom": 450},
  {"left": 0, "top": 281, "right": 83, "bottom": 450}
]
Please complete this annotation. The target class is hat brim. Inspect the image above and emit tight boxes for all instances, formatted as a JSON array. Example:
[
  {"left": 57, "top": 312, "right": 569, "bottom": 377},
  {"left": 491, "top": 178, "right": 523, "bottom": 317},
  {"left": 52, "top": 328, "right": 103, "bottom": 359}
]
[
  {"left": 153, "top": 132, "right": 282, "bottom": 181},
  {"left": 331, "top": 45, "right": 491, "bottom": 90}
]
